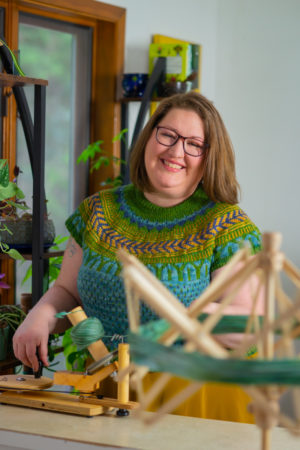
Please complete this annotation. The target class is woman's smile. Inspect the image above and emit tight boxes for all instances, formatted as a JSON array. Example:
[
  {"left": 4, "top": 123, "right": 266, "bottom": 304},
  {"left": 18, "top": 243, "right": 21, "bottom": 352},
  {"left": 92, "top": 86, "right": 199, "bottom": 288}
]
[{"left": 161, "top": 158, "right": 186, "bottom": 171}]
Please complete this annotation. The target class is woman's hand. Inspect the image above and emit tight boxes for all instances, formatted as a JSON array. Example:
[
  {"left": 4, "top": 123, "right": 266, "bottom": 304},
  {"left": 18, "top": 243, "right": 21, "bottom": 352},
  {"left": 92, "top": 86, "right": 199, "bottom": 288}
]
[
  {"left": 13, "top": 237, "right": 83, "bottom": 372},
  {"left": 13, "top": 313, "right": 50, "bottom": 372}
]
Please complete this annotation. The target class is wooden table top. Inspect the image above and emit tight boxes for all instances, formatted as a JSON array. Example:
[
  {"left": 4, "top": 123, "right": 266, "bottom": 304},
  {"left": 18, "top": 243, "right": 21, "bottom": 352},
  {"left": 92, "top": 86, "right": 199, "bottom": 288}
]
[{"left": 0, "top": 403, "right": 299, "bottom": 450}]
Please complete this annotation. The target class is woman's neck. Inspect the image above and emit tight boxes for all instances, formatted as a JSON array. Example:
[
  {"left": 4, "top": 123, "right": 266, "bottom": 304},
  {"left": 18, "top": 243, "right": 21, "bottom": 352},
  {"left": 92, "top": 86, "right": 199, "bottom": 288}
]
[{"left": 143, "top": 190, "right": 193, "bottom": 208}]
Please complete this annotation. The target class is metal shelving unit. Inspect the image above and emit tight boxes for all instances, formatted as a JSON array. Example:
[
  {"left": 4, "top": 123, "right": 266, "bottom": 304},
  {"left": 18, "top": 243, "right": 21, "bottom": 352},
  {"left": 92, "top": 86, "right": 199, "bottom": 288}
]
[{"left": 0, "top": 72, "right": 48, "bottom": 306}]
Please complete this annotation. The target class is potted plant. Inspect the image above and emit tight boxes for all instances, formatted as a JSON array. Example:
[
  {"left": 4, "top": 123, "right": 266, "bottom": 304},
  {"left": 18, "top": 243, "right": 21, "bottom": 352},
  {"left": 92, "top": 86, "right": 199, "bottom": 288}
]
[
  {"left": 0, "top": 163, "right": 56, "bottom": 252},
  {"left": 0, "top": 304, "right": 26, "bottom": 361}
]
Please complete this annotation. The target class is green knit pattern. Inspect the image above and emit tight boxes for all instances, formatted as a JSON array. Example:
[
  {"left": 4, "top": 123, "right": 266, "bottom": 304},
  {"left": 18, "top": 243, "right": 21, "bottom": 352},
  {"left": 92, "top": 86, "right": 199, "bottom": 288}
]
[{"left": 65, "top": 184, "right": 261, "bottom": 346}]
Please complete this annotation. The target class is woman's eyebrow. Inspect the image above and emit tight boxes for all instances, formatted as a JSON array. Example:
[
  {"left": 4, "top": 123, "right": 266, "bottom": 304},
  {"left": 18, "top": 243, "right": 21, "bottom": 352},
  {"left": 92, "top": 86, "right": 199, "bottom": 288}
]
[{"left": 159, "top": 125, "right": 205, "bottom": 141}]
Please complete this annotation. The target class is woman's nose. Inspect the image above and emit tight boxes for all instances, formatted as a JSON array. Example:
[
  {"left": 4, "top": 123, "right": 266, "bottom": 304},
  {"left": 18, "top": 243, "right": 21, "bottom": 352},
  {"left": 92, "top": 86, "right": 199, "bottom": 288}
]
[{"left": 169, "top": 138, "right": 185, "bottom": 156}]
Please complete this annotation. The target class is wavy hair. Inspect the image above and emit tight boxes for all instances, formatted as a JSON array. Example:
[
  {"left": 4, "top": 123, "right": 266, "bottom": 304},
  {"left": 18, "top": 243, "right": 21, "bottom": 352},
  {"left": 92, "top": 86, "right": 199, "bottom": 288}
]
[{"left": 130, "top": 91, "right": 240, "bottom": 204}]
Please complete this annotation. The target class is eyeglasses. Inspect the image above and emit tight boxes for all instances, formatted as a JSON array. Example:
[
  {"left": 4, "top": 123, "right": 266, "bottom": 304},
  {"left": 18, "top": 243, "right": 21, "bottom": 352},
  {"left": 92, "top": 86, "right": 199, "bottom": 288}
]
[{"left": 155, "top": 126, "right": 208, "bottom": 157}]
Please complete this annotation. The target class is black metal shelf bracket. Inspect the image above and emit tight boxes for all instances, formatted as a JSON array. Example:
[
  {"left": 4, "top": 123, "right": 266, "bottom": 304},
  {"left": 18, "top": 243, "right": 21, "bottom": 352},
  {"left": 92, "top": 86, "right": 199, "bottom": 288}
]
[{"left": 121, "top": 57, "right": 166, "bottom": 184}]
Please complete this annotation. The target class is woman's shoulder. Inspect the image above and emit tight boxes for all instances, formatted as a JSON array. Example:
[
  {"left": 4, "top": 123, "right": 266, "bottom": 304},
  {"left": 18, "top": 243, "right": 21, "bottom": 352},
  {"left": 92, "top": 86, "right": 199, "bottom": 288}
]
[
  {"left": 209, "top": 200, "right": 257, "bottom": 226},
  {"left": 80, "top": 185, "right": 129, "bottom": 210},
  {"left": 206, "top": 200, "right": 261, "bottom": 243}
]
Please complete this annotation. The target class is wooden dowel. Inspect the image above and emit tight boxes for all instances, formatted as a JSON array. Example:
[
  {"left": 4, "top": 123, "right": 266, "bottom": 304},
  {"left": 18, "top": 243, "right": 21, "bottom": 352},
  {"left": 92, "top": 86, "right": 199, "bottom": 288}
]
[
  {"left": 202, "top": 259, "right": 261, "bottom": 334},
  {"left": 239, "top": 274, "right": 263, "bottom": 354},
  {"left": 189, "top": 254, "right": 259, "bottom": 317},
  {"left": 134, "top": 373, "right": 172, "bottom": 416},
  {"left": 232, "top": 295, "right": 300, "bottom": 358},
  {"left": 144, "top": 382, "right": 202, "bottom": 426},
  {"left": 124, "top": 265, "right": 228, "bottom": 358},
  {"left": 117, "top": 343, "right": 130, "bottom": 403},
  {"left": 159, "top": 256, "right": 259, "bottom": 346},
  {"left": 283, "top": 257, "right": 300, "bottom": 289},
  {"left": 124, "top": 277, "right": 140, "bottom": 332},
  {"left": 262, "top": 429, "right": 271, "bottom": 450},
  {"left": 278, "top": 412, "right": 300, "bottom": 436}
]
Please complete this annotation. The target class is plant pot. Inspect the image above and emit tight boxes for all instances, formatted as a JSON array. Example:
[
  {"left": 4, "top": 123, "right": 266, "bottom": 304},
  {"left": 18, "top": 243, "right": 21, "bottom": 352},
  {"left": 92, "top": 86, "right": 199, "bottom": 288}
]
[
  {"left": 157, "top": 81, "right": 193, "bottom": 97},
  {"left": 0, "top": 217, "right": 56, "bottom": 252},
  {"left": 0, "top": 323, "right": 9, "bottom": 361},
  {"left": 122, "top": 73, "right": 149, "bottom": 98}
]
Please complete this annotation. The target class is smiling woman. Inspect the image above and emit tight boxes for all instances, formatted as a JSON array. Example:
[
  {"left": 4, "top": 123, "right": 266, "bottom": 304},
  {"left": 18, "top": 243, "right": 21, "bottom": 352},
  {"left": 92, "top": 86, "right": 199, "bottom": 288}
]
[{"left": 13, "top": 90, "right": 262, "bottom": 424}]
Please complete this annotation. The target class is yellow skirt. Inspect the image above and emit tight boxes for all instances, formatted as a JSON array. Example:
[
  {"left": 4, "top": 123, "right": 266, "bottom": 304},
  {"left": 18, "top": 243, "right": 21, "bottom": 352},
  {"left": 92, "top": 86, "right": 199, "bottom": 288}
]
[{"left": 142, "top": 372, "right": 255, "bottom": 424}]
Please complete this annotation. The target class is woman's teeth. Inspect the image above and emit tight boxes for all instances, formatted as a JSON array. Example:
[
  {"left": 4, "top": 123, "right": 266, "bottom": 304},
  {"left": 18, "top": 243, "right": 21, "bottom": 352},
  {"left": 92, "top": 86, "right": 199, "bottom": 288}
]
[{"left": 163, "top": 160, "right": 182, "bottom": 169}]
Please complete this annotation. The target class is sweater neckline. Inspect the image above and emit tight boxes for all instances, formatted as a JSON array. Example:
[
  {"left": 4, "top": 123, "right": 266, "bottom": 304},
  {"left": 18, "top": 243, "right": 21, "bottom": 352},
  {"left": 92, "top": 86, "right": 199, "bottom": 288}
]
[{"left": 120, "top": 184, "right": 213, "bottom": 223}]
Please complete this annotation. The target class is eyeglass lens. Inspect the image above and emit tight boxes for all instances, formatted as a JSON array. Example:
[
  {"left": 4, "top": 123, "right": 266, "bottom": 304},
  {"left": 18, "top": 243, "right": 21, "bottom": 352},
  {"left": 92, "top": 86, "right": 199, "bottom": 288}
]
[{"left": 156, "top": 127, "right": 206, "bottom": 157}]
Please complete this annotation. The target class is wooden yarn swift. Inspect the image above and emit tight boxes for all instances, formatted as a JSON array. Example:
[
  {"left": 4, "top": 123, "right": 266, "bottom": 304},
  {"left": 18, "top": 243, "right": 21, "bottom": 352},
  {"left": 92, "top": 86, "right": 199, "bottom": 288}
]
[
  {"left": 0, "top": 306, "right": 138, "bottom": 417},
  {"left": 118, "top": 232, "right": 300, "bottom": 450}
]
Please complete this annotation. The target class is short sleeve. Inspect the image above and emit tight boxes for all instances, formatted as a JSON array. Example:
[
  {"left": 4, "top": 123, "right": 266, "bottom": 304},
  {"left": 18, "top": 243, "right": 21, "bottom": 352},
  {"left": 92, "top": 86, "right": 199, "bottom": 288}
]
[
  {"left": 65, "top": 195, "right": 94, "bottom": 248},
  {"left": 210, "top": 222, "right": 262, "bottom": 273}
]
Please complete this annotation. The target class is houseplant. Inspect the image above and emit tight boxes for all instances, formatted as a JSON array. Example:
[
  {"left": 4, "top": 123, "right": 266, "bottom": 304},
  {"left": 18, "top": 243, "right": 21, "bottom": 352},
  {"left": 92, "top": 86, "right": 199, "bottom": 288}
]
[
  {"left": 0, "top": 164, "right": 56, "bottom": 252},
  {"left": 0, "top": 159, "right": 28, "bottom": 361},
  {"left": 0, "top": 160, "right": 28, "bottom": 260},
  {"left": 0, "top": 304, "right": 26, "bottom": 361},
  {"left": 77, "top": 128, "right": 128, "bottom": 188}
]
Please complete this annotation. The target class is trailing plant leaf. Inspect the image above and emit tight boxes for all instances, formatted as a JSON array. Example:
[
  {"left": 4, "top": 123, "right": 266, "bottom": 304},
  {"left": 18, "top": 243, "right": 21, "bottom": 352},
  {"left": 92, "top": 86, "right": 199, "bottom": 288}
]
[
  {"left": 62, "top": 327, "right": 89, "bottom": 372},
  {"left": 21, "top": 234, "right": 68, "bottom": 286},
  {"left": 77, "top": 130, "right": 128, "bottom": 186}
]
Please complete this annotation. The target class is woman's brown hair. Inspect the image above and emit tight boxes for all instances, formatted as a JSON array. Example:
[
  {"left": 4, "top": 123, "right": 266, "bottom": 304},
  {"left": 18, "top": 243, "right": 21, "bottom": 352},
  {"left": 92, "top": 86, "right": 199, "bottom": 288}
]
[{"left": 130, "top": 91, "right": 240, "bottom": 204}]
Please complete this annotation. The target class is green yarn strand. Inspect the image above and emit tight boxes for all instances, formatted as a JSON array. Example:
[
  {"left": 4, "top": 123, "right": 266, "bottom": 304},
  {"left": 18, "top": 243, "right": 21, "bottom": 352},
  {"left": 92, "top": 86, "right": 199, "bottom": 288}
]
[
  {"left": 129, "top": 332, "right": 300, "bottom": 385},
  {"left": 138, "top": 314, "right": 300, "bottom": 342},
  {"left": 70, "top": 317, "right": 105, "bottom": 350}
]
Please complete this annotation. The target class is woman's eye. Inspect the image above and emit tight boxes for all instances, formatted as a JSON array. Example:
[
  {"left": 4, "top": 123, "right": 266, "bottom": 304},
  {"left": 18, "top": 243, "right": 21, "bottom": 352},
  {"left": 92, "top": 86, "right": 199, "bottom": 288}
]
[
  {"left": 189, "top": 140, "right": 203, "bottom": 148},
  {"left": 163, "top": 132, "right": 176, "bottom": 139}
]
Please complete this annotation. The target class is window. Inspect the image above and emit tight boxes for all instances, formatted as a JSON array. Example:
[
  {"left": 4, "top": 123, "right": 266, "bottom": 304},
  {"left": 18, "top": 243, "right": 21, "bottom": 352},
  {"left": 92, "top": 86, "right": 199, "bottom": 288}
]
[{"left": 17, "top": 13, "right": 92, "bottom": 235}]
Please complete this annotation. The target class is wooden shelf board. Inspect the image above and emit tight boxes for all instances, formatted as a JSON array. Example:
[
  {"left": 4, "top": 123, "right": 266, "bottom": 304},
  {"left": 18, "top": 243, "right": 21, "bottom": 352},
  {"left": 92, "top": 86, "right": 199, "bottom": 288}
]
[
  {"left": 119, "top": 96, "right": 164, "bottom": 103},
  {"left": 0, "top": 72, "right": 48, "bottom": 87},
  {"left": 0, "top": 251, "right": 64, "bottom": 261}
]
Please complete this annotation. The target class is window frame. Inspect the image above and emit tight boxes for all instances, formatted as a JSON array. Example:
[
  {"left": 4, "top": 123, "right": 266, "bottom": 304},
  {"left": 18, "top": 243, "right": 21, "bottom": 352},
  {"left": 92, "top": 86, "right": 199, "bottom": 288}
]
[{"left": 0, "top": 0, "right": 126, "bottom": 305}]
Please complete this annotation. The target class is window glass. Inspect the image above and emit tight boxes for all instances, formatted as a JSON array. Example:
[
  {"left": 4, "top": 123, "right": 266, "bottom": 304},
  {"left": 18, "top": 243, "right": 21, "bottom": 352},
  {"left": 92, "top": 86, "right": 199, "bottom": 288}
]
[{"left": 16, "top": 14, "right": 91, "bottom": 295}]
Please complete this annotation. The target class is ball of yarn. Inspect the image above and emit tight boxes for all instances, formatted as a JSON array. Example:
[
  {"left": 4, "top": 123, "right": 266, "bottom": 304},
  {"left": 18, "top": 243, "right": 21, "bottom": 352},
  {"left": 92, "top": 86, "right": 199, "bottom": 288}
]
[{"left": 70, "top": 317, "right": 105, "bottom": 350}]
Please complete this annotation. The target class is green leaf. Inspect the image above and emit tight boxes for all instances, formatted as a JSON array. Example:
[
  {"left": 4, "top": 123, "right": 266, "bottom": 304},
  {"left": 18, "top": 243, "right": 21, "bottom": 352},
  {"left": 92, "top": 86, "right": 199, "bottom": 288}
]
[
  {"left": 0, "top": 182, "right": 19, "bottom": 200},
  {"left": 112, "top": 128, "right": 128, "bottom": 143},
  {"left": 21, "top": 265, "right": 32, "bottom": 285},
  {"left": 15, "top": 185, "right": 26, "bottom": 200},
  {"left": 0, "top": 160, "right": 9, "bottom": 187},
  {"left": 7, "top": 248, "right": 25, "bottom": 261},
  {"left": 5, "top": 200, "right": 29, "bottom": 210},
  {"left": 76, "top": 140, "right": 104, "bottom": 164}
]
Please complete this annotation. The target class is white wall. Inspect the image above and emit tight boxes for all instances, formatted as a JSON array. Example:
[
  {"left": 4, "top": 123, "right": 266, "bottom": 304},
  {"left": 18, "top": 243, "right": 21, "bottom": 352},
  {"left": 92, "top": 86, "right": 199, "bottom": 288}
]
[
  {"left": 215, "top": 0, "right": 300, "bottom": 273},
  {"left": 103, "top": 0, "right": 300, "bottom": 272},
  {"left": 101, "top": 0, "right": 300, "bottom": 418}
]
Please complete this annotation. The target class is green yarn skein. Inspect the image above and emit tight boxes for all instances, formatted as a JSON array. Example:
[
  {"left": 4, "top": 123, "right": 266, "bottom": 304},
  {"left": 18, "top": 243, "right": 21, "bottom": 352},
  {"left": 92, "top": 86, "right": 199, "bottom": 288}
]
[{"left": 70, "top": 317, "right": 105, "bottom": 350}]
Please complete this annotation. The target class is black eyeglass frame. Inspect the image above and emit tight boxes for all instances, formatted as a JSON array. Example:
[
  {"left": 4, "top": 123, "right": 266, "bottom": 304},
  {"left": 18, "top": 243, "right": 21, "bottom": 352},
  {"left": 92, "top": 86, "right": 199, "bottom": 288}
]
[{"left": 155, "top": 126, "right": 208, "bottom": 157}]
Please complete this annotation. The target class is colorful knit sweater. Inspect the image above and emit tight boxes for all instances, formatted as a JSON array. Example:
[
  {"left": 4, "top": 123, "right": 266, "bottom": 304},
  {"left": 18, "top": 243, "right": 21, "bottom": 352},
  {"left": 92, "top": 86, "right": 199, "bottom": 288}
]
[{"left": 65, "top": 184, "right": 261, "bottom": 346}]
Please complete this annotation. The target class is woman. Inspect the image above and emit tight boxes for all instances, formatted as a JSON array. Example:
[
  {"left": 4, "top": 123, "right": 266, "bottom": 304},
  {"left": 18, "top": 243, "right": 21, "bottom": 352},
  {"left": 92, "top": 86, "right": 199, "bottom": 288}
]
[{"left": 13, "top": 91, "right": 263, "bottom": 422}]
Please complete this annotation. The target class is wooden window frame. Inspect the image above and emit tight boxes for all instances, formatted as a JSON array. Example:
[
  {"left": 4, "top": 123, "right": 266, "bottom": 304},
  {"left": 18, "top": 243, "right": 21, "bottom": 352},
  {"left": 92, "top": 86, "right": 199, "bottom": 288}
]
[{"left": 0, "top": 0, "right": 126, "bottom": 305}]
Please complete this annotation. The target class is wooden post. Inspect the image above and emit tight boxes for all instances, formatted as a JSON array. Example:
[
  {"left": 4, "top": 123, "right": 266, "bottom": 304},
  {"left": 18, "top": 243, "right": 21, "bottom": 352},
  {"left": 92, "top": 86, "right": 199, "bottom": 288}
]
[
  {"left": 260, "top": 233, "right": 282, "bottom": 450},
  {"left": 117, "top": 343, "right": 130, "bottom": 403},
  {"left": 116, "top": 342, "right": 130, "bottom": 416}
]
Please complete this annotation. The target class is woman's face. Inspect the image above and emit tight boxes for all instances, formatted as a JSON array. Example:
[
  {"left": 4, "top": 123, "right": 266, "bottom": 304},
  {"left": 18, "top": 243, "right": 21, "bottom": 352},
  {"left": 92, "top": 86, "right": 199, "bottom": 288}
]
[{"left": 144, "top": 108, "right": 206, "bottom": 206}]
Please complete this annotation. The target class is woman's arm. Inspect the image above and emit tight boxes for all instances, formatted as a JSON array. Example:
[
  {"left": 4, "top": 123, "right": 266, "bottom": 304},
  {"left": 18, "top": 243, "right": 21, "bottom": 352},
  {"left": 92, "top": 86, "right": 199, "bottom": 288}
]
[
  {"left": 202, "top": 258, "right": 264, "bottom": 349},
  {"left": 13, "top": 237, "right": 83, "bottom": 371}
]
